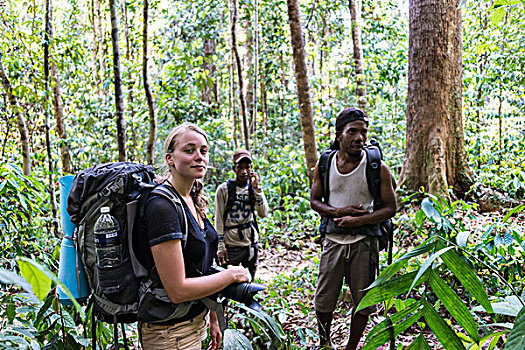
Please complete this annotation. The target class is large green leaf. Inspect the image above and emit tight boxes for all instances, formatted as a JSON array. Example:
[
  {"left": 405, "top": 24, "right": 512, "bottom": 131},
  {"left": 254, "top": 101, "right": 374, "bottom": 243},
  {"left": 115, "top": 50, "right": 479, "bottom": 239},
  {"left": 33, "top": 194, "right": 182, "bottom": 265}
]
[
  {"left": 0, "top": 267, "right": 38, "bottom": 303},
  {"left": 438, "top": 241, "right": 493, "bottom": 313},
  {"left": 223, "top": 329, "right": 253, "bottom": 350},
  {"left": 356, "top": 271, "right": 429, "bottom": 313},
  {"left": 406, "top": 334, "right": 432, "bottom": 350},
  {"left": 408, "top": 246, "right": 454, "bottom": 295},
  {"left": 421, "top": 198, "right": 442, "bottom": 223},
  {"left": 422, "top": 300, "right": 465, "bottom": 350},
  {"left": 17, "top": 257, "right": 83, "bottom": 313},
  {"left": 364, "top": 300, "right": 423, "bottom": 350},
  {"left": 505, "top": 306, "right": 525, "bottom": 350},
  {"left": 429, "top": 271, "right": 479, "bottom": 342},
  {"left": 367, "top": 242, "right": 435, "bottom": 290}
]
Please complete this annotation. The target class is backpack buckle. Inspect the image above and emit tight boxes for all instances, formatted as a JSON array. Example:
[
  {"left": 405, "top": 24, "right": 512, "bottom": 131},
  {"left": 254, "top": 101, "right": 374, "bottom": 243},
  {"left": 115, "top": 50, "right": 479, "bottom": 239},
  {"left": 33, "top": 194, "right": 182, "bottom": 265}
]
[
  {"left": 371, "top": 162, "right": 379, "bottom": 170},
  {"left": 101, "top": 186, "right": 112, "bottom": 197}
]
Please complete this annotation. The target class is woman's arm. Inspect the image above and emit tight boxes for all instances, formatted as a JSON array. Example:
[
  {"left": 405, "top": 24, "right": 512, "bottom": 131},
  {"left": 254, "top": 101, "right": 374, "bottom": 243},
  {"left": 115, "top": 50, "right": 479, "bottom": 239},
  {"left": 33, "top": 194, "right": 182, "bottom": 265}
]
[{"left": 151, "top": 239, "right": 250, "bottom": 304}]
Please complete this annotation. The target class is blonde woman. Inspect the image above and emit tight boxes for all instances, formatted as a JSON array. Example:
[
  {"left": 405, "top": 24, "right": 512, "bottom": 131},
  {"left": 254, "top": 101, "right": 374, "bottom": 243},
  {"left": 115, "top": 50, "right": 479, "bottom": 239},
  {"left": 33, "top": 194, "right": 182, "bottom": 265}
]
[{"left": 135, "top": 123, "right": 250, "bottom": 349}]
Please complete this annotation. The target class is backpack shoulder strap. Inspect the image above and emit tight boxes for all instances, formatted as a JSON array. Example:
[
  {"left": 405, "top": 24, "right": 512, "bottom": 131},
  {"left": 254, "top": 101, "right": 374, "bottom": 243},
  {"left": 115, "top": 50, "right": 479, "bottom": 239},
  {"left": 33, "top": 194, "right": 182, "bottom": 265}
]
[
  {"left": 151, "top": 184, "right": 188, "bottom": 249},
  {"left": 319, "top": 149, "right": 337, "bottom": 203},
  {"left": 223, "top": 179, "right": 237, "bottom": 229},
  {"left": 364, "top": 145, "right": 383, "bottom": 210}
]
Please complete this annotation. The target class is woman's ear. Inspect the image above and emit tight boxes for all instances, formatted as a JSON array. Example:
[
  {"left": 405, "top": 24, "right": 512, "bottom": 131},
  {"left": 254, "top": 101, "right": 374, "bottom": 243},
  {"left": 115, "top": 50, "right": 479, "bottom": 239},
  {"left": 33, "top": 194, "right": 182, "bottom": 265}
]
[{"left": 165, "top": 153, "right": 174, "bottom": 166}]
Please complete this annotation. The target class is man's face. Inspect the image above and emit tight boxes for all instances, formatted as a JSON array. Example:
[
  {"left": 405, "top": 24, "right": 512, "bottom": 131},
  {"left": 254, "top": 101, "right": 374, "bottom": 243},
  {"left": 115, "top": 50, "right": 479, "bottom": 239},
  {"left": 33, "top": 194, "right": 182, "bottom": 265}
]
[
  {"left": 234, "top": 160, "right": 252, "bottom": 183},
  {"left": 336, "top": 120, "right": 368, "bottom": 157}
]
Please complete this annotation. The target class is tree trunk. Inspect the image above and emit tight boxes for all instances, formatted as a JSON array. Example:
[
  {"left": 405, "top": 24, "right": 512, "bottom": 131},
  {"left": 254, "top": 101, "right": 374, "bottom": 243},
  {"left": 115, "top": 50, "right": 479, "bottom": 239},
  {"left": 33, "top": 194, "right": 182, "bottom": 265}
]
[
  {"left": 143, "top": 0, "right": 156, "bottom": 165},
  {"left": 286, "top": 0, "right": 318, "bottom": 182},
  {"left": 252, "top": 0, "right": 259, "bottom": 146},
  {"left": 202, "top": 38, "right": 217, "bottom": 105},
  {"left": 44, "top": 0, "right": 59, "bottom": 236},
  {"left": 242, "top": 7, "right": 254, "bottom": 126},
  {"left": 95, "top": 0, "right": 106, "bottom": 97},
  {"left": 231, "top": 0, "right": 250, "bottom": 150},
  {"left": 123, "top": 0, "right": 136, "bottom": 162},
  {"left": 349, "top": 0, "right": 366, "bottom": 110},
  {"left": 399, "top": 0, "right": 470, "bottom": 196},
  {"left": 90, "top": 0, "right": 100, "bottom": 96},
  {"left": 109, "top": 0, "right": 127, "bottom": 161},
  {"left": 0, "top": 53, "right": 31, "bottom": 175}
]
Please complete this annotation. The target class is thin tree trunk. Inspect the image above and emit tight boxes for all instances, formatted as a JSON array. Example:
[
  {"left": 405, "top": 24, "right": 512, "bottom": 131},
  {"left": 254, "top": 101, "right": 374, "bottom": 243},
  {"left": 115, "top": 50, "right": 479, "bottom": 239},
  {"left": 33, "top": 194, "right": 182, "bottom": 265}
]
[
  {"left": 0, "top": 53, "right": 31, "bottom": 175},
  {"left": 95, "top": 0, "right": 106, "bottom": 97},
  {"left": 90, "top": 0, "right": 100, "bottom": 95},
  {"left": 399, "top": 0, "right": 471, "bottom": 196},
  {"left": 143, "top": 0, "right": 156, "bottom": 164},
  {"left": 252, "top": 0, "right": 259, "bottom": 148},
  {"left": 243, "top": 8, "right": 254, "bottom": 126},
  {"left": 44, "top": 0, "right": 59, "bottom": 236},
  {"left": 349, "top": 0, "right": 366, "bottom": 110},
  {"left": 48, "top": 0, "right": 71, "bottom": 174},
  {"left": 109, "top": 0, "right": 127, "bottom": 161},
  {"left": 286, "top": 0, "right": 318, "bottom": 182},
  {"left": 279, "top": 52, "right": 285, "bottom": 148},
  {"left": 231, "top": 0, "right": 249, "bottom": 150},
  {"left": 202, "top": 38, "right": 217, "bottom": 105}
]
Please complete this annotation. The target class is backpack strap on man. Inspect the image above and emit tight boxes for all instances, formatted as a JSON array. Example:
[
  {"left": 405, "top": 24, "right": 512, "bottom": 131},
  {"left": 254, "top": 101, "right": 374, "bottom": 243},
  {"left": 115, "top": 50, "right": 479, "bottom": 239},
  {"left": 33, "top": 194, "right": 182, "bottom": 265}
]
[
  {"left": 364, "top": 144, "right": 382, "bottom": 210},
  {"left": 319, "top": 149, "right": 337, "bottom": 203}
]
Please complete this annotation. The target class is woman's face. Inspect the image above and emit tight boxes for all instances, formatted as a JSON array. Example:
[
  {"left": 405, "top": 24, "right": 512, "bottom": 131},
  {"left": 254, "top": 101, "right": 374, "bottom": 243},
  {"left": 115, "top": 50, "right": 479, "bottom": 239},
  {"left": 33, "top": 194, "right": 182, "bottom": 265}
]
[{"left": 167, "top": 130, "right": 209, "bottom": 180}]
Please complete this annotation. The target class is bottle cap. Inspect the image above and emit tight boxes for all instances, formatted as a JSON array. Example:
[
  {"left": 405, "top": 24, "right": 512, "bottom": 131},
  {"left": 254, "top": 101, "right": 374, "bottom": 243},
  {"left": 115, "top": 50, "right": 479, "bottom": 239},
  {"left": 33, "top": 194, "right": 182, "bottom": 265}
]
[{"left": 100, "top": 207, "right": 110, "bottom": 214}]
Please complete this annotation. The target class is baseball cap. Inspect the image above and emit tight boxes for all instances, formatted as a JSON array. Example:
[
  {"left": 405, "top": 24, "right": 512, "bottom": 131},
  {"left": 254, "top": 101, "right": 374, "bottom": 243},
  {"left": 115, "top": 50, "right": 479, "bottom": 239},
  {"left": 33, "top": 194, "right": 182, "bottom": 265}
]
[
  {"left": 335, "top": 107, "right": 369, "bottom": 131},
  {"left": 233, "top": 149, "right": 252, "bottom": 164}
]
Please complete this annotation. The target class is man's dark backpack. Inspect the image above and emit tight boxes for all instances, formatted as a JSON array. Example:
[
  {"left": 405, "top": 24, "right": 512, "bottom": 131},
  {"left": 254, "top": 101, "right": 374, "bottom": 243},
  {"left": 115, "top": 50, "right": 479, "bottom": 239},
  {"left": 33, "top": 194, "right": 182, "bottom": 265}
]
[
  {"left": 223, "top": 179, "right": 259, "bottom": 243},
  {"left": 318, "top": 140, "right": 396, "bottom": 264},
  {"left": 67, "top": 162, "right": 193, "bottom": 349}
]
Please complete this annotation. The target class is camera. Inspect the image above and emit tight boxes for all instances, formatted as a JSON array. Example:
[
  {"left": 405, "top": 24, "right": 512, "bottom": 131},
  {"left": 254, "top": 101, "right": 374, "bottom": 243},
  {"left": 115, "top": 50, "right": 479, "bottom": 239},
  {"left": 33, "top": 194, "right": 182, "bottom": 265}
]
[{"left": 209, "top": 265, "right": 265, "bottom": 311}]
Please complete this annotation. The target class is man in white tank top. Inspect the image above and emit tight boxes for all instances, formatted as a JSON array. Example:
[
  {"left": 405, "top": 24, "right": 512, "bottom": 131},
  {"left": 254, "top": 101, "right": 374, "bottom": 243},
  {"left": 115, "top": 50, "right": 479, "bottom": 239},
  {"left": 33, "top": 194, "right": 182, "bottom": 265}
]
[{"left": 310, "top": 108, "right": 396, "bottom": 350}]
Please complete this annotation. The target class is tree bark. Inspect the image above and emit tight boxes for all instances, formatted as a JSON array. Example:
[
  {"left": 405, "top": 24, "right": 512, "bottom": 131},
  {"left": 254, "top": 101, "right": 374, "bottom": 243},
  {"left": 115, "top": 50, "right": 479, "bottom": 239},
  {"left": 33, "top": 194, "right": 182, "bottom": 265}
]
[
  {"left": 399, "top": 0, "right": 470, "bottom": 196},
  {"left": 231, "top": 0, "right": 250, "bottom": 150},
  {"left": 0, "top": 53, "right": 31, "bottom": 176},
  {"left": 143, "top": 0, "right": 156, "bottom": 165},
  {"left": 202, "top": 38, "right": 217, "bottom": 105},
  {"left": 349, "top": 0, "right": 366, "bottom": 110},
  {"left": 286, "top": 0, "right": 318, "bottom": 182},
  {"left": 109, "top": 0, "right": 127, "bottom": 161},
  {"left": 95, "top": 0, "right": 106, "bottom": 97},
  {"left": 44, "top": 0, "right": 59, "bottom": 236},
  {"left": 242, "top": 7, "right": 254, "bottom": 126},
  {"left": 123, "top": 0, "right": 136, "bottom": 162},
  {"left": 90, "top": 0, "right": 100, "bottom": 96}
]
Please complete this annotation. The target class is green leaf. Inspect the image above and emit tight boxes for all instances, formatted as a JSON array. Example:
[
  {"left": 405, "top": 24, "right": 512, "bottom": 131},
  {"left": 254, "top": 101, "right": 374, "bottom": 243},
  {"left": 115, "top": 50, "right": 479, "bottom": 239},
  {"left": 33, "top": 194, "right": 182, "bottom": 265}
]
[
  {"left": 367, "top": 242, "right": 435, "bottom": 290},
  {"left": 422, "top": 300, "right": 465, "bottom": 350},
  {"left": 438, "top": 241, "right": 493, "bottom": 313},
  {"left": 421, "top": 198, "right": 442, "bottom": 223},
  {"left": 17, "top": 259, "right": 51, "bottom": 301},
  {"left": 429, "top": 271, "right": 479, "bottom": 342},
  {"left": 503, "top": 204, "right": 525, "bottom": 223},
  {"left": 505, "top": 306, "right": 525, "bottom": 350},
  {"left": 7, "top": 301, "right": 15, "bottom": 324},
  {"left": 223, "top": 329, "right": 253, "bottom": 349},
  {"left": 456, "top": 231, "right": 470, "bottom": 248},
  {"left": 491, "top": 7, "right": 506, "bottom": 25},
  {"left": 407, "top": 246, "right": 454, "bottom": 295},
  {"left": 0, "top": 268, "right": 38, "bottom": 302},
  {"left": 406, "top": 334, "right": 432, "bottom": 350},
  {"left": 17, "top": 257, "right": 83, "bottom": 314},
  {"left": 356, "top": 271, "right": 429, "bottom": 313}
]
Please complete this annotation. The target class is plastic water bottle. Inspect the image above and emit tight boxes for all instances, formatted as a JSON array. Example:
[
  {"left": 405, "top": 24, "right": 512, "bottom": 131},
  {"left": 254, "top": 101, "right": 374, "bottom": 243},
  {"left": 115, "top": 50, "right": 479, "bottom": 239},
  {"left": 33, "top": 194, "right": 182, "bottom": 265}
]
[{"left": 94, "top": 207, "right": 121, "bottom": 267}]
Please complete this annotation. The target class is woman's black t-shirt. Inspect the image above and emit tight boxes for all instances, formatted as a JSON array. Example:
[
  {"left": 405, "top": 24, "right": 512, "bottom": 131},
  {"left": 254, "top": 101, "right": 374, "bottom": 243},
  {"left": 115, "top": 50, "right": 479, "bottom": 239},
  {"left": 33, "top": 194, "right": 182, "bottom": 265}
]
[{"left": 134, "top": 185, "right": 218, "bottom": 324}]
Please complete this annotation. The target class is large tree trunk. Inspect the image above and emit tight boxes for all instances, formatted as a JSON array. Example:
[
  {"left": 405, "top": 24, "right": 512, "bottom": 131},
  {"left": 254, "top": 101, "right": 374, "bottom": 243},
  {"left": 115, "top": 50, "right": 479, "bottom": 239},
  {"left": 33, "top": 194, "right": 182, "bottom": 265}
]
[
  {"left": 143, "top": 0, "right": 156, "bottom": 164},
  {"left": 399, "top": 0, "right": 470, "bottom": 196},
  {"left": 349, "top": 0, "right": 366, "bottom": 110},
  {"left": 286, "top": 0, "right": 318, "bottom": 182},
  {"left": 0, "top": 54, "right": 31, "bottom": 176},
  {"left": 44, "top": 0, "right": 59, "bottom": 237},
  {"left": 231, "top": 0, "right": 249, "bottom": 150},
  {"left": 109, "top": 0, "right": 127, "bottom": 161}
]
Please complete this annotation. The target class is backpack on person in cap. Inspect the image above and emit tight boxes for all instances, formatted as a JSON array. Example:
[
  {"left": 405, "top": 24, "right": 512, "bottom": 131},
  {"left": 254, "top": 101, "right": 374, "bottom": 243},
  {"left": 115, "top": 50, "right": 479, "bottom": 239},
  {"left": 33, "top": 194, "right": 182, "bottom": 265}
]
[
  {"left": 223, "top": 179, "right": 259, "bottom": 244},
  {"left": 318, "top": 139, "right": 396, "bottom": 264},
  {"left": 67, "top": 162, "right": 197, "bottom": 349}
]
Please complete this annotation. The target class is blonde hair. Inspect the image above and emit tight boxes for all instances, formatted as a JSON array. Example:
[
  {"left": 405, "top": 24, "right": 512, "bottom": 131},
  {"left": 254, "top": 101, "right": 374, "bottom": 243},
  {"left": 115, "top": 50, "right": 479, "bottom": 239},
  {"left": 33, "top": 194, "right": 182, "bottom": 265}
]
[{"left": 163, "top": 123, "right": 209, "bottom": 218}]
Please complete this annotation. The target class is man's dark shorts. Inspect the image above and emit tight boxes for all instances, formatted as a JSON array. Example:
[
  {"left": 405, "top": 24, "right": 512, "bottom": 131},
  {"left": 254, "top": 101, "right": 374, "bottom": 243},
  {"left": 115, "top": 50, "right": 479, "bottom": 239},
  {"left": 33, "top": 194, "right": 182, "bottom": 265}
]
[
  {"left": 314, "top": 236, "right": 378, "bottom": 316},
  {"left": 225, "top": 243, "right": 259, "bottom": 278}
]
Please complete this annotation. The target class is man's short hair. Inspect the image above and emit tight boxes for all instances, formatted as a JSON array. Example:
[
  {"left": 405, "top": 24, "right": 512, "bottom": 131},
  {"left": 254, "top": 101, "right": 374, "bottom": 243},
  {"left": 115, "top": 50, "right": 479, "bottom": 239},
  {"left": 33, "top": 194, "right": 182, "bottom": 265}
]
[{"left": 335, "top": 107, "right": 369, "bottom": 131}]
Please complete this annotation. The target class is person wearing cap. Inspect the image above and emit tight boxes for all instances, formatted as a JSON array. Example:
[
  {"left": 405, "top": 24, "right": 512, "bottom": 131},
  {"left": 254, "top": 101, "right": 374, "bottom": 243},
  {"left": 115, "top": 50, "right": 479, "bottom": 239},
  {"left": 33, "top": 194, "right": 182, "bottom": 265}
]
[
  {"left": 310, "top": 107, "right": 396, "bottom": 350},
  {"left": 214, "top": 149, "right": 269, "bottom": 279}
]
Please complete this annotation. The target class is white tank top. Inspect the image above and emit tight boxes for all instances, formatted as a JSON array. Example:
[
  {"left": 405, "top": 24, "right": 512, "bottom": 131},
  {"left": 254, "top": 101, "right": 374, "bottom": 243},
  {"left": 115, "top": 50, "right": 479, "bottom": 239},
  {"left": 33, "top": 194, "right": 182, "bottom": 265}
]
[{"left": 326, "top": 152, "right": 374, "bottom": 244}]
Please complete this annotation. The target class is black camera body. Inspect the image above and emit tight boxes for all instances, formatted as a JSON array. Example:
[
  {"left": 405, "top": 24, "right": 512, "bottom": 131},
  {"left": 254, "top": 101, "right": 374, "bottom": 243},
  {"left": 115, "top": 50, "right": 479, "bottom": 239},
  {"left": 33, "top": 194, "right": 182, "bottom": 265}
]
[{"left": 209, "top": 265, "right": 265, "bottom": 311}]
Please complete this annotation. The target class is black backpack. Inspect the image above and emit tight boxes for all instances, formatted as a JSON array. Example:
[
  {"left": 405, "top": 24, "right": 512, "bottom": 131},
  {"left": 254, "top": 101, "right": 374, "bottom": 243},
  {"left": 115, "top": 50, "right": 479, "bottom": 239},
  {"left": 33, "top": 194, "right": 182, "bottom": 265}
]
[
  {"left": 318, "top": 140, "right": 396, "bottom": 264},
  {"left": 223, "top": 179, "right": 259, "bottom": 242},
  {"left": 67, "top": 162, "right": 197, "bottom": 348}
]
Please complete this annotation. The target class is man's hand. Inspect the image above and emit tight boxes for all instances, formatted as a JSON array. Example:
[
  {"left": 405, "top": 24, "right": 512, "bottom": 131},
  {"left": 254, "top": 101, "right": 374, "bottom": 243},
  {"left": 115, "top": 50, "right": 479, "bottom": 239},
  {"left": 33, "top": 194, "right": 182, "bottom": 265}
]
[
  {"left": 249, "top": 171, "right": 260, "bottom": 189},
  {"left": 333, "top": 215, "right": 362, "bottom": 228},
  {"left": 218, "top": 250, "right": 229, "bottom": 266},
  {"left": 337, "top": 204, "right": 368, "bottom": 217},
  {"left": 208, "top": 311, "right": 222, "bottom": 350}
]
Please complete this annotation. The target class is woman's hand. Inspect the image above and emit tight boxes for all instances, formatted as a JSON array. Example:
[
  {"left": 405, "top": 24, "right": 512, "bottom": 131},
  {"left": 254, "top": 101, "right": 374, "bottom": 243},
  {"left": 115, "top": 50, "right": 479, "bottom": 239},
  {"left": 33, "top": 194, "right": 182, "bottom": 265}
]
[
  {"left": 226, "top": 265, "right": 251, "bottom": 283},
  {"left": 208, "top": 311, "right": 222, "bottom": 350}
]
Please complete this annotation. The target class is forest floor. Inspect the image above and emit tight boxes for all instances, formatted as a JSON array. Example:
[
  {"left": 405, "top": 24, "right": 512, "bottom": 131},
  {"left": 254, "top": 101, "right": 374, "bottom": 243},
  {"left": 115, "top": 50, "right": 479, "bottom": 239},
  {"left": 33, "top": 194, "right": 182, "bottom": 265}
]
[{"left": 255, "top": 207, "right": 525, "bottom": 350}]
